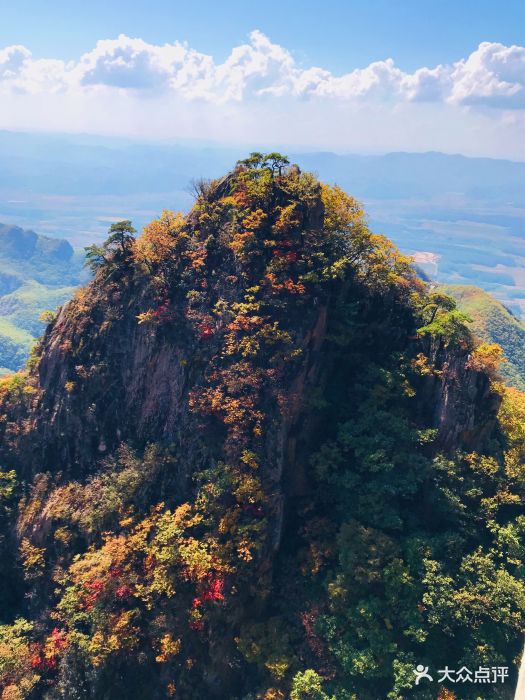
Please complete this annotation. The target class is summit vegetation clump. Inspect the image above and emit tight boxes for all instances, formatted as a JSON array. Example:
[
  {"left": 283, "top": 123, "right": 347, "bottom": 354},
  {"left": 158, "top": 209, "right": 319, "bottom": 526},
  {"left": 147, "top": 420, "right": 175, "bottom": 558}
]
[{"left": 0, "top": 154, "right": 524, "bottom": 699}]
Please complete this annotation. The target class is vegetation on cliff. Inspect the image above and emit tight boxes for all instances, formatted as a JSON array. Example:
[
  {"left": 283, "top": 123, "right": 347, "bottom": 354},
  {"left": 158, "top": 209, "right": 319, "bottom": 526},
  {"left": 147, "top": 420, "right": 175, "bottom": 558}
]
[{"left": 0, "top": 155, "right": 524, "bottom": 699}]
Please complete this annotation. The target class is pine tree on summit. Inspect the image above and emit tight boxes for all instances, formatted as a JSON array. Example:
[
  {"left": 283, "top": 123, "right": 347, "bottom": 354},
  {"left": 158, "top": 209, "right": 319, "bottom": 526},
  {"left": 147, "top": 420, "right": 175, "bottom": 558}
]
[
  {"left": 84, "top": 220, "right": 136, "bottom": 273},
  {"left": 238, "top": 151, "right": 290, "bottom": 175},
  {"left": 106, "top": 220, "right": 136, "bottom": 260}
]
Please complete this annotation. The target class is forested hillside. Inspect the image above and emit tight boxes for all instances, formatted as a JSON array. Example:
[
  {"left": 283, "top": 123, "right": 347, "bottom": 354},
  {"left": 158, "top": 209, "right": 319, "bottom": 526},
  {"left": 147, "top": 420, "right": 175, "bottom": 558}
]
[
  {"left": 0, "top": 224, "right": 85, "bottom": 373},
  {"left": 445, "top": 284, "right": 525, "bottom": 392},
  {"left": 0, "top": 156, "right": 524, "bottom": 699}
]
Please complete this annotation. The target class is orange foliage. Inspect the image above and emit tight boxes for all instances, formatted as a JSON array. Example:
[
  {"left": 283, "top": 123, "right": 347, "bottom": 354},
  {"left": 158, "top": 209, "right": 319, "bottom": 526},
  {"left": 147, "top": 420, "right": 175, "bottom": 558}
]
[{"left": 134, "top": 210, "right": 185, "bottom": 268}]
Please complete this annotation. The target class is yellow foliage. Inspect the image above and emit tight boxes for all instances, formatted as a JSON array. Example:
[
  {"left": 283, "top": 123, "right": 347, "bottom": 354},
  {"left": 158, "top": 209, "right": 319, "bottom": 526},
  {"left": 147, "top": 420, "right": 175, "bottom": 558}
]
[
  {"left": 273, "top": 203, "right": 300, "bottom": 234},
  {"left": 467, "top": 342, "right": 505, "bottom": 374},
  {"left": 155, "top": 634, "right": 181, "bottom": 663},
  {"left": 229, "top": 231, "right": 255, "bottom": 260},
  {"left": 258, "top": 690, "right": 285, "bottom": 700},
  {"left": 19, "top": 539, "right": 45, "bottom": 581},
  {"left": 136, "top": 309, "right": 158, "bottom": 325},
  {"left": 240, "top": 450, "right": 259, "bottom": 470},
  {"left": 242, "top": 208, "right": 268, "bottom": 231},
  {"left": 134, "top": 210, "right": 185, "bottom": 267},
  {"left": 411, "top": 352, "right": 439, "bottom": 377},
  {"left": 87, "top": 610, "right": 140, "bottom": 666},
  {"left": 437, "top": 690, "right": 456, "bottom": 700},
  {"left": 0, "top": 620, "right": 39, "bottom": 699},
  {"left": 321, "top": 183, "right": 364, "bottom": 233},
  {"left": 499, "top": 386, "right": 525, "bottom": 480},
  {"left": 54, "top": 526, "right": 72, "bottom": 545}
]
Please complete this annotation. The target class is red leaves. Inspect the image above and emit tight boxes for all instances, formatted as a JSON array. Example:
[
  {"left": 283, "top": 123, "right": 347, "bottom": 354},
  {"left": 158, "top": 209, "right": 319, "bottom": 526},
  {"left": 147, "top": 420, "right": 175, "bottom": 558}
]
[
  {"left": 80, "top": 574, "right": 134, "bottom": 609},
  {"left": 192, "top": 574, "right": 225, "bottom": 609},
  {"left": 30, "top": 645, "right": 56, "bottom": 672},
  {"left": 265, "top": 272, "right": 305, "bottom": 295},
  {"left": 81, "top": 579, "right": 105, "bottom": 610},
  {"left": 189, "top": 575, "right": 225, "bottom": 631},
  {"left": 152, "top": 301, "right": 175, "bottom": 323},
  {"left": 109, "top": 566, "right": 123, "bottom": 578},
  {"left": 201, "top": 576, "right": 225, "bottom": 602},
  {"left": 301, "top": 608, "right": 324, "bottom": 656},
  {"left": 137, "top": 299, "right": 176, "bottom": 325},
  {"left": 282, "top": 279, "right": 305, "bottom": 294},
  {"left": 272, "top": 249, "right": 298, "bottom": 263},
  {"left": 30, "top": 628, "right": 68, "bottom": 672},
  {"left": 49, "top": 628, "right": 68, "bottom": 651},
  {"left": 115, "top": 585, "right": 133, "bottom": 600},
  {"left": 85, "top": 580, "right": 104, "bottom": 592},
  {"left": 198, "top": 323, "right": 214, "bottom": 339}
]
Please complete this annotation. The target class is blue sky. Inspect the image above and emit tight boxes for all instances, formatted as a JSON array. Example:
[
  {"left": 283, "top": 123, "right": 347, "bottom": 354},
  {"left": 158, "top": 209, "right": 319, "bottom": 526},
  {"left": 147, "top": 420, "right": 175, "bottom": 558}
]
[
  {"left": 1, "top": 1, "right": 525, "bottom": 157},
  {"left": 3, "top": 0, "right": 524, "bottom": 71}
]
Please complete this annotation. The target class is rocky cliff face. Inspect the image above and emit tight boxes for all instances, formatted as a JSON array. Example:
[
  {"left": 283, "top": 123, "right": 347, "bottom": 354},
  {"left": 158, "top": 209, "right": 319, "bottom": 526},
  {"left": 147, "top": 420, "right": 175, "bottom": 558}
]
[
  {"left": 1, "top": 172, "right": 329, "bottom": 489},
  {"left": 416, "top": 336, "right": 502, "bottom": 451},
  {"left": 0, "top": 165, "right": 498, "bottom": 482},
  {"left": 10, "top": 283, "right": 497, "bottom": 492}
]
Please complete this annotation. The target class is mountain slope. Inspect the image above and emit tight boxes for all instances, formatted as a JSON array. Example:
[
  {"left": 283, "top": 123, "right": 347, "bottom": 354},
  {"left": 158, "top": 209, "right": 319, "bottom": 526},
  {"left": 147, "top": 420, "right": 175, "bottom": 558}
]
[
  {"left": 445, "top": 284, "right": 525, "bottom": 391},
  {"left": 0, "top": 223, "right": 85, "bottom": 372},
  {"left": 0, "top": 156, "right": 524, "bottom": 699}
]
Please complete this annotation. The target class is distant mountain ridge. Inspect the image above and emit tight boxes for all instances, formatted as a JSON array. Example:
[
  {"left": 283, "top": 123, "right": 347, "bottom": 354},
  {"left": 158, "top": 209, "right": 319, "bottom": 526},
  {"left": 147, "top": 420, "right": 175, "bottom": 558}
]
[
  {"left": 0, "top": 223, "right": 73, "bottom": 261},
  {"left": 445, "top": 284, "right": 525, "bottom": 392},
  {"left": 1, "top": 131, "right": 525, "bottom": 316},
  {"left": 0, "top": 222, "right": 85, "bottom": 372},
  {"left": 2, "top": 131, "right": 525, "bottom": 200},
  {"left": 294, "top": 149, "right": 525, "bottom": 200}
]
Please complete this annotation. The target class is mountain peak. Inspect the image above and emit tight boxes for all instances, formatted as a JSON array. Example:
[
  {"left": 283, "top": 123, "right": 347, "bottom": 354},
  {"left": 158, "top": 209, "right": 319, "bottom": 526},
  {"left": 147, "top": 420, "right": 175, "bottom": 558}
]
[{"left": 0, "top": 158, "right": 523, "bottom": 699}]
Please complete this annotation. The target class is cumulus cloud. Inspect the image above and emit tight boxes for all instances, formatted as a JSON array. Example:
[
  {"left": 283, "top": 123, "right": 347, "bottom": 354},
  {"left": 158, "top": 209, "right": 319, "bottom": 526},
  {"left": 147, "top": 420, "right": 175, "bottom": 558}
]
[
  {"left": 0, "top": 45, "right": 31, "bottom": 80},
  {"left": 76, "top": 35, "right": 214, "bottom": 93},
  {"left": 450, "top": 42, "right": 525, "bottom": 108},
  {"left": 402, "top": 65, "right": 452, "bottom": 103},
  {"left": 1, "top": 31, "right": 525, "bottom": 110}
]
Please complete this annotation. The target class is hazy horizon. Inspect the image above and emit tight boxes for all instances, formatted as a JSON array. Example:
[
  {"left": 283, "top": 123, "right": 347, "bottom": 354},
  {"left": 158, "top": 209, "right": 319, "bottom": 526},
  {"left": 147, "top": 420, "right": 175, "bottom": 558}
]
[
  {"left": 1, "top": 130, "right": 524, "bottom": 318},
  {"left": 4, "top": 127, "right": 525, "bottom": 163}
]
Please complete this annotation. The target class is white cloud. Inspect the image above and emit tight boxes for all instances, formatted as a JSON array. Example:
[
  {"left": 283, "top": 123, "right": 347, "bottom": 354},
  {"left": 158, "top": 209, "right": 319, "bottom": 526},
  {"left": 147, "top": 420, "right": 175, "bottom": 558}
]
[
  {"left": 2, "top": 32, "right": 525, "bottom": 108},
  {"left": 1, "top": 32, "right": 525, "bottom": 157},
  {"left": 402, "top": 65, "right": 451, "bottom": 102},
  {"left": 449, "top": 42, "right": 525, "bottom": 108},
  {"left": 76, "top": 35, "right": 213, "bottom": 93},
  {"left": 0, "top": 45, "right": 31, "bottom": 80}
]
